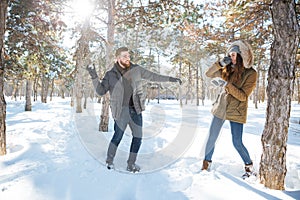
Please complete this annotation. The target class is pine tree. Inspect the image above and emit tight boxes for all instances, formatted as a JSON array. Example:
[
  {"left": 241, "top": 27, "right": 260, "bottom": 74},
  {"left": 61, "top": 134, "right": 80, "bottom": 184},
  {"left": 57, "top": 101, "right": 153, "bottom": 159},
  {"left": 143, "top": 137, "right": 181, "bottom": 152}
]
[
  {"left": 0, "top": 0, "right": 9, "bottom": 155},
  {"left": 259, "top": 0, "right": 299, "bottom": 190}
]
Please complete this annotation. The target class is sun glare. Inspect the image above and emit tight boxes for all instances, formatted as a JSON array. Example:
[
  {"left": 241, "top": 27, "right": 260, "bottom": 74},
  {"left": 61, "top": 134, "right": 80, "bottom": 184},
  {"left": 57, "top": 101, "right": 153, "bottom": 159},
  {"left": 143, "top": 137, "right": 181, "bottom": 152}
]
[{"left": 71, "top": 0, "right": 94, "bottom": 19}]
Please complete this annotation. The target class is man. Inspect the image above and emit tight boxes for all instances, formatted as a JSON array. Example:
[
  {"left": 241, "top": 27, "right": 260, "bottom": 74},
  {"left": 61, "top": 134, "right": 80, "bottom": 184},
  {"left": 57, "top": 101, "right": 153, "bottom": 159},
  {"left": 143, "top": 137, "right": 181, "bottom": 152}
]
[{"left": 87, "top": 47, "right": 182, "bottom": 172}]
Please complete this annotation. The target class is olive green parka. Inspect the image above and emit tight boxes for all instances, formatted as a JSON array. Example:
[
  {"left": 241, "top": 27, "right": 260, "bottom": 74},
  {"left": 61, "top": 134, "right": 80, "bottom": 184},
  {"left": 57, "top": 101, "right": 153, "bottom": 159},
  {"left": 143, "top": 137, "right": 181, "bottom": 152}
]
[{"left": 206, "top": 40, "right": 257, "bottom": 124}]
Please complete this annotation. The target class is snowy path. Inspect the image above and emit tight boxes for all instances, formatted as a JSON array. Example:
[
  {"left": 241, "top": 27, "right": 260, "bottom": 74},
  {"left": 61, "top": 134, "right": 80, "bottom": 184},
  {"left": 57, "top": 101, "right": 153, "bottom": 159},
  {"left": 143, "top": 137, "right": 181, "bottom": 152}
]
[{"left": 0, "top": 98, "right": 299, "bottom": 200}]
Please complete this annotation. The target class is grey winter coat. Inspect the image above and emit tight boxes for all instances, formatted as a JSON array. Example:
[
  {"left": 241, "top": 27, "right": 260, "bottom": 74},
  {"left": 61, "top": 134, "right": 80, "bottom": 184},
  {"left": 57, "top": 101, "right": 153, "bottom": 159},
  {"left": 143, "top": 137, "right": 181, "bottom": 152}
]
[{"left": 91, "top": 62, "right": 171, "bottom": 120}]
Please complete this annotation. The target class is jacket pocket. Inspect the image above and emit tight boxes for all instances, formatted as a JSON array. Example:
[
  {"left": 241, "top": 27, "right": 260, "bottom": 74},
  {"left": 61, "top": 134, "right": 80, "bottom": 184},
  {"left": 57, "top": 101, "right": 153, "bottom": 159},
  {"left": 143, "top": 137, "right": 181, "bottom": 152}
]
[
  {"left": 211, "top": 92, "right": 227, "bottom": 119},
  {"left": 236, "top": 101, "right": 246, "bottom": 116}
]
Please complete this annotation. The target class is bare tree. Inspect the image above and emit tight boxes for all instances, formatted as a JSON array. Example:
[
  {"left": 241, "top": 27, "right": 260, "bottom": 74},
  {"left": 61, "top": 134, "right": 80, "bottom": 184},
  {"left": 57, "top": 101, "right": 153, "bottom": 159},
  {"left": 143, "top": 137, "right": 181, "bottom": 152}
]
[{"left": 259, "top": 0, "right": 299, "bottom": 190}]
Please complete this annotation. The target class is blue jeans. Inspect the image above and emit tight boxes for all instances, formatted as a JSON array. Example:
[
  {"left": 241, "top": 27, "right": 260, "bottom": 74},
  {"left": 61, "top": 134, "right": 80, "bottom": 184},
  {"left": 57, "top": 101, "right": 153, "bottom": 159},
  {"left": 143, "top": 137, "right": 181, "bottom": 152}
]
[
  {"left": 107, "top": 107, "right": 143, "bottom": 163},
  {"left": 204, "top": 116, "right": 252, "bottom": 165}
]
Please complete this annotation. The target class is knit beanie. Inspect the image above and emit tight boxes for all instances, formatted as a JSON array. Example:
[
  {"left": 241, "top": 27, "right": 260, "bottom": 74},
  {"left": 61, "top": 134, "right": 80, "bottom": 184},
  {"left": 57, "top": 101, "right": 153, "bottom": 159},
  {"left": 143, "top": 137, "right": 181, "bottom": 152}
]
[
  {"left": 227, "top": 40, "right": 254, "bottom": 68},
  {"left": 228, "top": 45, "right": 241, "bottom": 55}
]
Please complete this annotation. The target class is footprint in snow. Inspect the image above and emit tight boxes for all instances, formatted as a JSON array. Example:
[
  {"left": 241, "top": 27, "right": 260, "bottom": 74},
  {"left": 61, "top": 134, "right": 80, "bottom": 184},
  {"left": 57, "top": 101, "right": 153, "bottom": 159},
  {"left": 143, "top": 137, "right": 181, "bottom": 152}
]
[
  {"left": 8, "top": 144, "right": 24, "bottom": 154},
  {"left": 170, "top": 176, "right": 193, "bottom": 191}
]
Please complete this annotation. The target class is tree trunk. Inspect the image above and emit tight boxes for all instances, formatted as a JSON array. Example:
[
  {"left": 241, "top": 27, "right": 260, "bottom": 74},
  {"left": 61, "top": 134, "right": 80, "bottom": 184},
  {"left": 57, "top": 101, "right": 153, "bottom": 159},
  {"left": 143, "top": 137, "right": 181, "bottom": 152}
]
[
  {"left": 41, "top": 76, "right": 49, "bottom": 103},
  {"left": 25, "top": 79, "right": 32, "bottom": 111},
  {"left": 83, "top": 96, "right": 87, "bottom": 109},
  {"left": 61, "top": 86, "right": 65, "bottom": 99},
  {"left": 254, "top": 65, "right": 260, "bottom": 109},
  {"left": 185, "top": 63, "right": 192, "bottom": 105},
  {"left": 70, "top": 87, "right": 74, "bottom": 107},
  {"left": 49, "top": 79, "right": 54, "bottom": 101},
  {"left": 74, "top": 16, "right": 91, "bottom": 113},
  {"left": 196, "top": 63, "right": 199, "bottom": 106},
  {"left": 99, "top": 0, "right": 115, "bottom": 132},
  {"left": 0, "top": 0, "right": 8, "bottom": 156},
  {"left": 18, "top": 80, "right": 24, "bottom": 100},
  {"left": 261, "top": 69, "right": 266, "bottom": 103},
  {"left": 11, "top": 79, "right": 18, "bottom": 101},
  {"left": 199, "top": 62, "right": 205, "bottom": 106},
  {"left": 33, "top": 76, "right": 38, "bottom": 101},
  {"left": 259, "top": 0, "right": 299, "bottom": 190},
  {"left": 297, "top": 77, "right": 300, "bottom": 104},
  {"left": 59, "top": 80, "right": 66, "bottom": 99},
  {"left": 179, "top": 55, "right": 182, "bottom": 107},
  {"left": 99, "top": 93, "right": 110, "bottom": 131},
  {"left": 75, "top": 87, "right": 83, "bottom": 113},
  {"left": 83, "top": 86, "right": 89, "bottom": 110}
]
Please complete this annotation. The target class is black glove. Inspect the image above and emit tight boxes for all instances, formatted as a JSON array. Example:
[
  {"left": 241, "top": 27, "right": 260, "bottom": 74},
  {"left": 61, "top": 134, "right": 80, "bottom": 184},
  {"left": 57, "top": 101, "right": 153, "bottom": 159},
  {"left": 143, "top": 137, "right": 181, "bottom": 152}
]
[
  {"left": 169, "top": 77, "right": 182, "bottom": 85},
  {"left": 219, "top": 56, "right": 232, "bottom": 68},
  {"left": 86, "top": 64, "right": 98, "bottom": 79}
]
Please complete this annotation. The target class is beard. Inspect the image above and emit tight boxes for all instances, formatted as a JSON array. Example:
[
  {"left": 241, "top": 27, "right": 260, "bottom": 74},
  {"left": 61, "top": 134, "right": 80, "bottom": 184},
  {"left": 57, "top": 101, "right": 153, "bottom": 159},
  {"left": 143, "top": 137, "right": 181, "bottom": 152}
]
[{"left": 119, "top": 60, "right": 130, "bottom": 68}]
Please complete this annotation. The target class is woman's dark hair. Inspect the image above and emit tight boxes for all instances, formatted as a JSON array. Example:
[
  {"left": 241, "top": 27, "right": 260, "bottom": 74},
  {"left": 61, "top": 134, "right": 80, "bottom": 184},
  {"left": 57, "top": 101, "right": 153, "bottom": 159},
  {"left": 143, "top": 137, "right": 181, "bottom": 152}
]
[{"left": 221, "top": 53, "right": 244, "bottom": 83}]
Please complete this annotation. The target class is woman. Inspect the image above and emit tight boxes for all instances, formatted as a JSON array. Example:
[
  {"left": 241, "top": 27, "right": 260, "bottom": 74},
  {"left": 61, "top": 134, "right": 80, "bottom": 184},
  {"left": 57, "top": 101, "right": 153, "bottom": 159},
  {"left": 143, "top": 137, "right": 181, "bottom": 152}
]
[{"left": 202, "top": 40, "right": 257, "bottom": 179}]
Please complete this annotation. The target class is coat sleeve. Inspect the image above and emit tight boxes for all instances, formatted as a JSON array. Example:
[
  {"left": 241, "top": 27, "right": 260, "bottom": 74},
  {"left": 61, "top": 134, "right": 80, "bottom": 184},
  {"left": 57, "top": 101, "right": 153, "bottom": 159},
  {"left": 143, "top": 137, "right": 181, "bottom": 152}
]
[
  {"left": 205, "top": 61, "right": 222, "bottom": 78},
  {"left": 225, "top": 70, "right": 257, "bottom": 101},
  {"left": 91, "top": 72, "right": 110, "bottom": 96},
  {"left": 139, "top": 66, "right": 170, "bottom": 82}
]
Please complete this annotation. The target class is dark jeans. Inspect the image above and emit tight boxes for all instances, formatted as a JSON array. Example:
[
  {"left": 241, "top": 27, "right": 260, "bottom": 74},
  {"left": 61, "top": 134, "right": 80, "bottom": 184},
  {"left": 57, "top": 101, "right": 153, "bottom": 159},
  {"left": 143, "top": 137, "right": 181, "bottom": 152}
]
[
  {"left": 204, "top": 115, "right": 252, "bottom": 165},
  {"left": 107, "top": 107, "right": 142, "bottom": 164}
]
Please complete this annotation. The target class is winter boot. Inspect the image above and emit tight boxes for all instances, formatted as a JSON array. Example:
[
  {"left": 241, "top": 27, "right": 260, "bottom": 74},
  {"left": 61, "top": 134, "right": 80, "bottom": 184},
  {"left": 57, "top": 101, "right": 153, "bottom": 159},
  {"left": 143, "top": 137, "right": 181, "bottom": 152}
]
[
  {"left": 106, "top": 161, "right": 114, "bottom": 170},
  {"left": 126, "top": 163, "right": 141, "bottom": 173},
  {"left": 201, "top": 160, "right": 212, "bottom": 171},
  {"left": 106, "top": 142, "right": 117, "bottom": 170},
  {"left": 127, "top": 152, "right": 140, "bottom": 173},
  {"left": 242, "top": 163, "right": 257, "bottom": 179}
]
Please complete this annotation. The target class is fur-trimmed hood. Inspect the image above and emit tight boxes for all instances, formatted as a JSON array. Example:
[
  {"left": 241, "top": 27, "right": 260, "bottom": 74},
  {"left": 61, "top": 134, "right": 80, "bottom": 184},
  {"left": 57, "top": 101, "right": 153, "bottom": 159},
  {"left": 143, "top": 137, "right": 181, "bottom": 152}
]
[{"left": 227, "top": 40, "right": 254, "bottom": 68}]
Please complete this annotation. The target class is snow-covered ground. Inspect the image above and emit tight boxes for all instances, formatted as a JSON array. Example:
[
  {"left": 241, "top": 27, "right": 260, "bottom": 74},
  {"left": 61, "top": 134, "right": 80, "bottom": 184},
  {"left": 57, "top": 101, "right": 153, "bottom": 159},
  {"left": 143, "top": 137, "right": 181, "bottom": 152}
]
[{"left": 1, "top": 97, "right": 299, "bottom": 200}]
